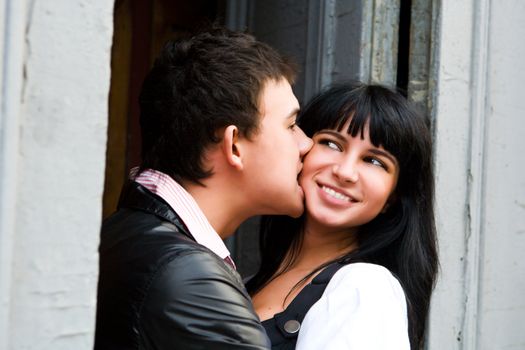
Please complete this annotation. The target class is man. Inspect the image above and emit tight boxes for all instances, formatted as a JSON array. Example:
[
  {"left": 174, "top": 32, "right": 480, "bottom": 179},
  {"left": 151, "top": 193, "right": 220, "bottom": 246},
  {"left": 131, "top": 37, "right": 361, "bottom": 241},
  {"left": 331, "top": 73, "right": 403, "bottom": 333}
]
[{"left": 94, "top": 28, "right": 312, "bottom": 349}]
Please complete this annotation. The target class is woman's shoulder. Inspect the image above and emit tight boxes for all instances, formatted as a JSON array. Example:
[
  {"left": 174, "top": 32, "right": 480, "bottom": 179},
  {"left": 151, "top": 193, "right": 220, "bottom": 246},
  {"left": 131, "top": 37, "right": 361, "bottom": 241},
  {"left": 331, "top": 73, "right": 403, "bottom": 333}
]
[
  {"left": 336, "top": 261, "right": 393, "bottom": 274},
  {"left": 326, "top": 262, "right": 405, "bottom": 301},
  {"left": 296, "top": 263, "right": 410, "bottom": 349}
]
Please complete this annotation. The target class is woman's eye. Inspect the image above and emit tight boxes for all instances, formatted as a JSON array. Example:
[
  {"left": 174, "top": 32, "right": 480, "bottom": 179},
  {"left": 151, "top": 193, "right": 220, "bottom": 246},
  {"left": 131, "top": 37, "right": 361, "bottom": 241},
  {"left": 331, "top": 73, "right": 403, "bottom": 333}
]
[
  {"left": 288, "top": 122, "right": 297, "bottom": 130},
  {"left": 367, "top": 157, "right": 387, "bottom": 169},
  {"left": 327, "top": 141, "right": 340, "bottom": 150},
  {"left": 319, "top": 139, "right": 341, "bottom": 151}
]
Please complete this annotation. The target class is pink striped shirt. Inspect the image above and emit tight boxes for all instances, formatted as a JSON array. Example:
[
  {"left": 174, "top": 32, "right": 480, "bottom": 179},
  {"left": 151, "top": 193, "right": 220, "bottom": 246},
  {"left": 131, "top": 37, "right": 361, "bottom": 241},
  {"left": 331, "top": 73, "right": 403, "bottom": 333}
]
[{"left": 132, "top": 168, "right": 231, "bottom": 261}]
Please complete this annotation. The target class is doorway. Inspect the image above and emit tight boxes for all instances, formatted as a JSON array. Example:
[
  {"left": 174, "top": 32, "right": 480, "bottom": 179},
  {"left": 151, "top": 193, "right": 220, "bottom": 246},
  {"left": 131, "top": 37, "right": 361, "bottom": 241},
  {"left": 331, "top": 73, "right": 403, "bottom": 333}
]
[{"left": 103, "top": 0, "right": 226, "bottom": 218}]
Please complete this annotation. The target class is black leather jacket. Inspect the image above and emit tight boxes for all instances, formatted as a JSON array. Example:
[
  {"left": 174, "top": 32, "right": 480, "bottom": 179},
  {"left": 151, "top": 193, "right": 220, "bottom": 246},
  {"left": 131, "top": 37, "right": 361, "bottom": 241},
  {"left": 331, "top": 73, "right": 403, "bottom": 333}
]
[{"left": 94, "top": 182, "right": 270, "bottom": 349}]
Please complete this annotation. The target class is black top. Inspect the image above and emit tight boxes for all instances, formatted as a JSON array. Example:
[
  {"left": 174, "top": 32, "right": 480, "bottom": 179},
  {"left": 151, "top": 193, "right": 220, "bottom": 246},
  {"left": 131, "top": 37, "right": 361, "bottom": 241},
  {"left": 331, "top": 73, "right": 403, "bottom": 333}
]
[{"left": 261, "top": 263, "right": 346, "bottom": 350}]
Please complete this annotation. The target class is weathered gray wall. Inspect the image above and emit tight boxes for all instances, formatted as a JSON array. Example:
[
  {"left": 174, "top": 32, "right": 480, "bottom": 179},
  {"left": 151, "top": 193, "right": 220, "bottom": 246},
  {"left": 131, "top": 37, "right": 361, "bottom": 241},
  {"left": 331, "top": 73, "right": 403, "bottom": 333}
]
[
  {"left": 429, "top": 0, "right": 525, "bottom": 349},
  {"left": 249, "top": 0, "right": 310, "bottom": 102},
  {"left": 249, "top": 0, "right": 399, "bottom": 101},
  {"left": 473, "top": 0, "right": 525, "bottom": 348},
  {"left": 0, "top": 0, "right": 113, "bottom": 348}
]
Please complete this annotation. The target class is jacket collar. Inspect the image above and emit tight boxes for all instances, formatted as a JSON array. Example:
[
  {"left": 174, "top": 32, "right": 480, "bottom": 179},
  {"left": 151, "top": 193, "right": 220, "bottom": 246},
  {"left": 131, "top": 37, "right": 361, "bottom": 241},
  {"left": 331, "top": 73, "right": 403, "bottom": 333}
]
[{"left": 117, "top": 181, "right": 194, "bottom": 240}]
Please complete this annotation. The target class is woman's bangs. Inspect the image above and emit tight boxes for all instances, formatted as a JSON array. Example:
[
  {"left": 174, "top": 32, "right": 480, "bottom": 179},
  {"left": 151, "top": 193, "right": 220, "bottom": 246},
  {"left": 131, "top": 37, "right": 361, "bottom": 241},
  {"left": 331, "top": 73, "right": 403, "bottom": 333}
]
[
  {"left": 343, "top": 100, "right": 393, "bottom": 156},
  {"left": 299, "top": 95, "right": 351, "bottom": 136},
  {"left": 366, "top": 109, "right": 394, "bottom": 152},
  {"left": 343, "top": 102, "right": 369, "bottom": 140}
]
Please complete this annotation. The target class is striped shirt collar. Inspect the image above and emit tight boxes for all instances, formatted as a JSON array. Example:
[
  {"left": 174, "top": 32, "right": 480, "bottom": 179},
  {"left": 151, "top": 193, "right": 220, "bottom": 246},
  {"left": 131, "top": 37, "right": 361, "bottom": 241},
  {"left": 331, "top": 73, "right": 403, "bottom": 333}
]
[{"left": 131, "top": 168, "right": 231, "bottom": 260}]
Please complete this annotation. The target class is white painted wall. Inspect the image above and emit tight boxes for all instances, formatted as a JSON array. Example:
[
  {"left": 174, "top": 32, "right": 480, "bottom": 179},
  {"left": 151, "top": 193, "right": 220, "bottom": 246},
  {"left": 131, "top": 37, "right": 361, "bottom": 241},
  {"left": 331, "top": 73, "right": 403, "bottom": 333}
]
[
  {"left": 429, "top": 0, "right": 525, "bottom": 349},
  {"left": 477, "top": 0, "right": 525, "bottom": 348},
  {"left": 428, "top": 1, "right": 475, "bottom": 348},
  {"left": 0, "top": 0, "right": 113, "bottom": 348}
]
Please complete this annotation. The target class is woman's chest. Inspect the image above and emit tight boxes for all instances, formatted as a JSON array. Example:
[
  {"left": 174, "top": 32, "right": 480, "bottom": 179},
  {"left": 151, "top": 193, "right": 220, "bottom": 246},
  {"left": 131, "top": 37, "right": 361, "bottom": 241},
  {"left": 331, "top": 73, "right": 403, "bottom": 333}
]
[{"left": 252, "top": 269, "right": 316, "bottom": 321}]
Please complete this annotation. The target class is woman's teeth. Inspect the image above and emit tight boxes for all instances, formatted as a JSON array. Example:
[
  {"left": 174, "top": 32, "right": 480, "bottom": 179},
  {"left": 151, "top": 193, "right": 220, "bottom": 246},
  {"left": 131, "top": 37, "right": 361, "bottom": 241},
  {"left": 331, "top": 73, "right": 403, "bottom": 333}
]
[{"left": 322, "top": 186, "right": 351, "bottom": 202}]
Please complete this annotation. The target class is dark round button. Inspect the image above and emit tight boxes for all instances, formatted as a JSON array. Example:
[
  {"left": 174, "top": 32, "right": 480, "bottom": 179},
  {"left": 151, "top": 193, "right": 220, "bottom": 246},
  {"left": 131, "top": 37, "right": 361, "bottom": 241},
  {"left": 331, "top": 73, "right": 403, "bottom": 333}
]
[{"left": 283, "top": 319, "right": 301, "bottom": 334}]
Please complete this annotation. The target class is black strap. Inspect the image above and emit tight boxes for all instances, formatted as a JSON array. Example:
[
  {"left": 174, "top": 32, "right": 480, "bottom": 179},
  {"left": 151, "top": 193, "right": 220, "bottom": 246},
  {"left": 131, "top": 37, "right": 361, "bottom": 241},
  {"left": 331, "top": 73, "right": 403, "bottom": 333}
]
[{"left": 262, "top": 262, "right": 347, "bottom": 348}]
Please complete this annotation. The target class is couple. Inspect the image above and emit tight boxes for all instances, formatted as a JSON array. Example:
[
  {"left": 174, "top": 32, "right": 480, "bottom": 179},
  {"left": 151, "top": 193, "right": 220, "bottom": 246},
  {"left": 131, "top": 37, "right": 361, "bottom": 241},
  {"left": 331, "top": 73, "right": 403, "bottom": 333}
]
[{"left": 95, "top": 27, "right": 438, "bottom": 350}]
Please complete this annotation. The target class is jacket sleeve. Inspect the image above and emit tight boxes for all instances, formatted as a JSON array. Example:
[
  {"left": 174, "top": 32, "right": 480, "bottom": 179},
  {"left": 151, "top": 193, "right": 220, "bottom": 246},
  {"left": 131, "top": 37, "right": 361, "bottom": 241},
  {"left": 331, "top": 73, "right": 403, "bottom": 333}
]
[{"left": 138, "top": 247, "right": 271, "bottom": 350}]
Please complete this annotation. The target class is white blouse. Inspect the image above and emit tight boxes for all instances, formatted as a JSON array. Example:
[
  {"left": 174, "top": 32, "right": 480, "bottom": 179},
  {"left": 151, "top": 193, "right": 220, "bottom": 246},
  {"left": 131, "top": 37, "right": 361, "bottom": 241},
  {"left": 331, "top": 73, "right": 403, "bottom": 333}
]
[{"left": 296, "top": 263, "right": 410, "bottom": 350}]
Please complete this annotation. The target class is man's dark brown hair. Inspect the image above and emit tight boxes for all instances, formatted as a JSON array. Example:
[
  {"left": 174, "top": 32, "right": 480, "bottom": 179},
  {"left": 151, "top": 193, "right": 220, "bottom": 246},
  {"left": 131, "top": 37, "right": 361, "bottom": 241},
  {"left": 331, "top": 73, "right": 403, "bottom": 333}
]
[{"left": 139, "top": 27, "right": 297, "bottom": 183}]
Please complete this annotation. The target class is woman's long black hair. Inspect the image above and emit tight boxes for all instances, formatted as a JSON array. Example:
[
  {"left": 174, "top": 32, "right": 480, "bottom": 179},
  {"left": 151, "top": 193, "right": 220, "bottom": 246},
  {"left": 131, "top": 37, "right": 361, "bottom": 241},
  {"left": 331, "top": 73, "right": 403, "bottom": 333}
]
[{"left": 246, "top": 82, "right": 439, "bottom": 349}]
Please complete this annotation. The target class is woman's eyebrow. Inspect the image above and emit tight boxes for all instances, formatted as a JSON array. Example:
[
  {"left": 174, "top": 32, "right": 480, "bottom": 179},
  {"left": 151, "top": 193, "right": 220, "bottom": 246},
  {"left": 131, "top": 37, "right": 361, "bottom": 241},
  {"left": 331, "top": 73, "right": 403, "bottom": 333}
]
[{"left": 316, "top": 130, "right": 347, "bottom": 142}]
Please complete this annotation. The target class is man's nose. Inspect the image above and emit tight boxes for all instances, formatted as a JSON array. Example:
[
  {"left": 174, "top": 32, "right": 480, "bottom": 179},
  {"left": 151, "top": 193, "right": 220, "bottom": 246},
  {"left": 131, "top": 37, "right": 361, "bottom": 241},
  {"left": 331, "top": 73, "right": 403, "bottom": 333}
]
[{"left": 296, "top": 126, "right": 313, "bottom": 156}]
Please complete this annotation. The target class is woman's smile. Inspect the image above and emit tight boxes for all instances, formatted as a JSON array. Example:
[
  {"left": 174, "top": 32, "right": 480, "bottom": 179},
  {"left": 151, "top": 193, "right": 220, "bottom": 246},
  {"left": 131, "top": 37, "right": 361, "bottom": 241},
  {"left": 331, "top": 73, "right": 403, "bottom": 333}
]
[{"left": 318, "top": 183, "right": 358, "bottom": 205}]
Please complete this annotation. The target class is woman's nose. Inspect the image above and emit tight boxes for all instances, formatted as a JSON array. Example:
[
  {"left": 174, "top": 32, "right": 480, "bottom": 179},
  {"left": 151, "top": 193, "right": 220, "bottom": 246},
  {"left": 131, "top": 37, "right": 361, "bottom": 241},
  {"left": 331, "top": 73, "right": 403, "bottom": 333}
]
[{"left": 332, "top": 159, "right": 359, "bottom": 183}]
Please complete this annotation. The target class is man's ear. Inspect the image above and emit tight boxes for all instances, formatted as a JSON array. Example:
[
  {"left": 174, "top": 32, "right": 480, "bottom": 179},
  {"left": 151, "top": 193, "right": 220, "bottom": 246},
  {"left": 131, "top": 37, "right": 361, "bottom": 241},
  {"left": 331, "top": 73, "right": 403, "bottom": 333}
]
[{"left": 222, "top": 125, "right": 244, "bottom": 170}]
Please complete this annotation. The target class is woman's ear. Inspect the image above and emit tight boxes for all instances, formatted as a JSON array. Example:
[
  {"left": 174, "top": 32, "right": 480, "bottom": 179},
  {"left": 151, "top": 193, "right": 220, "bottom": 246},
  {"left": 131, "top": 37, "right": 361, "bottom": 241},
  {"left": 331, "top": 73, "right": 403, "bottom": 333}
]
[{"left": 222, "top": 125, "right": 243, "bottom": 170}]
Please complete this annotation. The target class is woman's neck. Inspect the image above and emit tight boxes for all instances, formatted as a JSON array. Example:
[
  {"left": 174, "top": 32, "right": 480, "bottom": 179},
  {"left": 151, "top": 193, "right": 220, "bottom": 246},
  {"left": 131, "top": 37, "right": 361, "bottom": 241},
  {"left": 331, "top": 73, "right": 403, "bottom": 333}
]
[{"left": 291, "top": 218, "right": 358, "bottom": 270}]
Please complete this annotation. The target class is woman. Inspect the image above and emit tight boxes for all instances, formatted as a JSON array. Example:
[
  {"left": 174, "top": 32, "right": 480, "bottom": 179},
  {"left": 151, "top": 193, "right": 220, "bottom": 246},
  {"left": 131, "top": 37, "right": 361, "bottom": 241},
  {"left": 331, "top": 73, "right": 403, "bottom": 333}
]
[{"left": 246, "top": 82, "right": 438, "bottom": 349}]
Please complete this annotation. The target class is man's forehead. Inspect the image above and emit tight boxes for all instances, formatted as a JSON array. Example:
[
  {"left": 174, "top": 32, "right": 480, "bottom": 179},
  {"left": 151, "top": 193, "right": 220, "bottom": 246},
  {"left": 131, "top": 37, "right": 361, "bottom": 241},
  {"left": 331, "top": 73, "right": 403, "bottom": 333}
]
[{"left": 258, "top": 78, "right": 299, "bottom": 116}]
